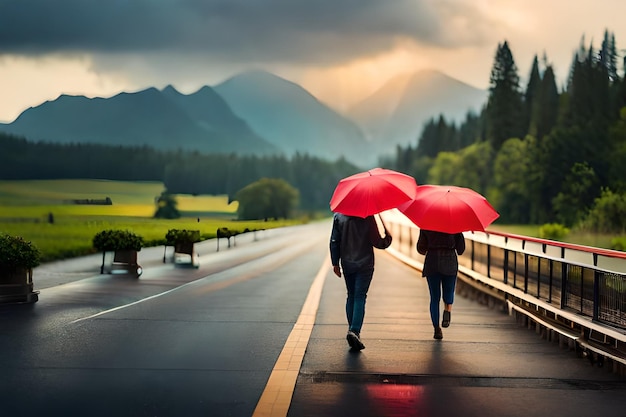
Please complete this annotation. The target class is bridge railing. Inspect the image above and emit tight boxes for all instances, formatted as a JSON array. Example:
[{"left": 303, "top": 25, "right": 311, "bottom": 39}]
[
  {"left": 381, "top": 210, "right": 626, "bottom": 372},
  {"left": 462, "top": 229, "right": 626, "bottom": 329}
]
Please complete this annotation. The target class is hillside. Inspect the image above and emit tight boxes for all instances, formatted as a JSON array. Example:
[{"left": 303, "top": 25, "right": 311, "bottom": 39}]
[
  {"left": 0, "top": 87, "right": 278, "bottom": 156},
  {"left": 214, "top": 70, "right": 374, "bottom": 166},
  {"left": 348, "top": 69, "right": 488, "bottom": 155}
]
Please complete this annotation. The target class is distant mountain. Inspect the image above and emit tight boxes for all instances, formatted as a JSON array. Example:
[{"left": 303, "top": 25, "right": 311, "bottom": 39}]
[
  {"left": 0, "top": 86, "right": 278, "bottom": 156},
  {"left": 346, "top": 72, "right": 413, "bottom": 142},
  {"left": 347, "top": 69, "right": 488, "bottom": 155},
  {"left": 214, "top": 70, "right": 374, "bottom": 166},
  {"left": 0, "top": 68, "right": 485, "bottom": 165},
  {"left": 159, "top": 85, "right": 276, "bottom": 152}
]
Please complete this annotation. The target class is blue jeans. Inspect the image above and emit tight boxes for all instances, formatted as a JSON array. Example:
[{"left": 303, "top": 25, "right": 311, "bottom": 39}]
[
  {"left": 426, "top": 273, "right": 457, "bottom": 328},
  {"left": 344, "top": 269, "right": 374, "bottom": 335}
]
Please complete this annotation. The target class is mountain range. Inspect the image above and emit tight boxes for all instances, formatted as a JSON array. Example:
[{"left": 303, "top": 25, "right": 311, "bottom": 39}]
[
  {"left": 0, "top": 69, "right": 488, "bottom": 168},
  {"left": 1, "top": 83, "right": 278, "bottom": 156},
  {"left": 348, "top": 69, "right": 488, "bottom": 156}
]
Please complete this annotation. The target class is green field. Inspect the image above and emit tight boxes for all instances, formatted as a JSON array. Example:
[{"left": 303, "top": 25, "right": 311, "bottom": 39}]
[
  {"left": 0, "top": 179, "right": 237, "bottom": 214},
  {"left": 0, "top": 179, "right": 302, "bottom": 262},
  {"left": 1, "top": 180, "right": 622, "bottom": 263},
  {"left": 488, "top": 224, "right": 620, "bottom": 251}
]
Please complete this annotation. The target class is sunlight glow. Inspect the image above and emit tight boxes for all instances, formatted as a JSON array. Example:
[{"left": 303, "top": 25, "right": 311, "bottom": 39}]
[{"left": 300, "top": 44, "right": 434, "bottom": 112}]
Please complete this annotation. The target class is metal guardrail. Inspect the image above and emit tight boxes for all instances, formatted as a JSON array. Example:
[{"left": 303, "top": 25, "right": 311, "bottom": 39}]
[{"left": 381, "top": 210, "right": 626, "bottom": 374}]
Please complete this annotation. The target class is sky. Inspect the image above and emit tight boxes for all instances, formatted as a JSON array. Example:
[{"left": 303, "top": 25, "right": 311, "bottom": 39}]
[{"left": 1, "top": 0, "right": 625, "bottom": 123}]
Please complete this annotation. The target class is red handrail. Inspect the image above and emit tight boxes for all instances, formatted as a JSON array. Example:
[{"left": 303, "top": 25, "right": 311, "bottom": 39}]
[{"left": 483, "top": 229, "right": 626, "bottom": 260}]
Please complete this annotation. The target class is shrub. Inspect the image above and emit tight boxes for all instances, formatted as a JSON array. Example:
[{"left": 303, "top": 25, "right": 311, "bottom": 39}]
[
  {"left": 216, "top": 227, "right": 237, "bottom": 239},
  {"left": 165, "top": 229, "right": 201, "bottom": 245},
  {"left": 235, "top": 178, "right": 299, "bottom": 220},
  {"left": 611, "top": 237, "right": 626, "bottom": 252},
  {"left": 539, "top": 223, "right": 570, "bottom": 241},
  {"left": 580, "top": 188, "right": 626, "bottom": 233},
  {"left": 92, "top": 230, "right": 143, "bottom": 252},
  {"left": 0, "top": 234, "right": 41, "bottom": 270}
]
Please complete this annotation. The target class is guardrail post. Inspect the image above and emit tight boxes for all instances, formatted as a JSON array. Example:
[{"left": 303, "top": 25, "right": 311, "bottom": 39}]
[
  {"left": 487, "top": 244, "right": 491, "bottom": 278},
  {"left": 593, "top": 269, "right": 600, "bottom": 321},
  {"left": 560, "top": 248, "right": 567, "bottom": 309},
  {"left": 503, "top": 250, "right": 509, "bottom": 285},
  {"left": 524, "top": 254, "right": 529, "bottom": 294}
]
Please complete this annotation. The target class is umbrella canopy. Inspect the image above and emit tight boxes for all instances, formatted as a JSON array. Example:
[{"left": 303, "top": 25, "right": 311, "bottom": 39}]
[
  {"left": 330, "top": 168, "right": 417, "bottom": 218},
  {"left": 398, "top": 184, "right": 499, "bottom": 233}
]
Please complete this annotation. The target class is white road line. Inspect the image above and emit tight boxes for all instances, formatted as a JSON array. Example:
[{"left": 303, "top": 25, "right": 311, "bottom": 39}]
[
  {"left": 69, "top": 281, "right": 200, "bottom": 324},
  {"left": 70, "top": 238, "right": 321, "bottom": 325}
]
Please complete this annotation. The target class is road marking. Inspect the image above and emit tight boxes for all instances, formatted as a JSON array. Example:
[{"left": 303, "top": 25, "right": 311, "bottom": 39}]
[
  {"left": 69, "top": 240, "right": 317, "bottom": 325},
  {"left": 252, "top": 255, "right": 329, "bottom": 417},
  {"left": 68, "top": 283, "right": 196, "bottom": 324}
]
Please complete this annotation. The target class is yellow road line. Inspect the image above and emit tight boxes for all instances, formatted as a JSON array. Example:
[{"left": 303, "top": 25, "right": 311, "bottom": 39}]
[{"left": 252, "top": 255, "right": 330, "bottom": 417}]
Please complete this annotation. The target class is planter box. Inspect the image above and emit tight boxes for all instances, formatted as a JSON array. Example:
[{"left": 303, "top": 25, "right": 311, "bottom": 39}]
[
  {"left": 0, "top": 267, "right": 39, "bottom": 304},
  {"left": 173, "top": 242, "right": 199, "bottom": 268},
  {"left": 164, "top": 229, "right": 200, "bottom": 268},
  {"left": 103, "top": 250, "right": 143, "bottom": 277}
]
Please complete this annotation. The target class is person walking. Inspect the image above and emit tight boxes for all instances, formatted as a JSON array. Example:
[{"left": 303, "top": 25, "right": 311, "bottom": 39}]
[
  {"left": 416, "top": 229, "right": 465, "bottom": 340},
  {"left": 330, "top": 213, "right": 392, "bottom": 351}
]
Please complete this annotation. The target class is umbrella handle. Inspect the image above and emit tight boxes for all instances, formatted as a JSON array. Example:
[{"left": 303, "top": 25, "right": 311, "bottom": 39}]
[{"left": 377, "top": 214, "right": 389, "bottom": 235}]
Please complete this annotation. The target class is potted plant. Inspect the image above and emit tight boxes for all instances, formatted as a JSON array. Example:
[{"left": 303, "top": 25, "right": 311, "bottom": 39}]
[
  {"left": 0, "top": 233, "right": 41, "bottom": 304},
  {"left": 216, "top": 227, "right": 240, "bottom": 251},
  {"left": 93, "top": 229, "right": 144, "bottom": 277},
  {"left": 165, "top": 229, "right": 200, "bottom": 268}
]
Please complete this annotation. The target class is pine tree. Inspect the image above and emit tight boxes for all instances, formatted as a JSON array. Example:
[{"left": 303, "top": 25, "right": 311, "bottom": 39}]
[
  {"left": 416, "top": 118, "right": 440, "bottom": 158},
  {"left": 486, "top": 41, "right": 524, "bottom": 149},
  {"left": 523, "top": 55, "right": 542, "bottom": 136},
  {"left": 435, "top": 115, "right": 459, "bottom": 153},
  {"left": 601, "top": 29, "right": 618, "bottom": 82},
  {"left": 529, "top": 60, "right": 560, "bottom": 140},
  {"left": 602, "top": 30, "right": 626, "bottom": 119},
  {"left": 458, "top": 111, "right": 483, "bottom": 149},
  {"left": 565, "top": 38, "right": 610, "bottom": 129}
]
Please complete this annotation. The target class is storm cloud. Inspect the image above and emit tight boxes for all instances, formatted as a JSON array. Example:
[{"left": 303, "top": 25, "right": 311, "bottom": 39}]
[{"left": 0, "top": 0, "right": 495, "bottom": 65}]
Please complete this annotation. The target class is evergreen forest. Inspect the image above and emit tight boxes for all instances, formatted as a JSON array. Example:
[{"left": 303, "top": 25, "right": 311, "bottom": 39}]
[
  {"left": 0, "top": 134, "right": 359, "bottom": 212},
  {"left": 385, "top": 30, "right": 626, "bottom": 232}
]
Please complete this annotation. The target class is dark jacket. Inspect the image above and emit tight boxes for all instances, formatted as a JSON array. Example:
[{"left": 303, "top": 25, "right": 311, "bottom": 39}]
[
  {"left": 330, "top": 213, "right": 392, "bottom": 274},
  {"left": 417, "top": 229, "right": 465, "bottom": 277}
]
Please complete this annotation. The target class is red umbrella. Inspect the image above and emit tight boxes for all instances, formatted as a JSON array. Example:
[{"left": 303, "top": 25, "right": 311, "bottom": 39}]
[
  {"left": 398, "top": 184, "right": 499, "bottom": 233},
  {"left": 330, "top": 168, "right": 417, "bottom": 218}
]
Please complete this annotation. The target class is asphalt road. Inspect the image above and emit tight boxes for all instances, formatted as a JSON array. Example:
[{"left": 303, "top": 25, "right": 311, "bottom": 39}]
[
  {"left": 1, "top": 220, "right": 625, "bottom": 417},
  {"left": 0, "top": 222, "right": 331, "bottom": 417}
]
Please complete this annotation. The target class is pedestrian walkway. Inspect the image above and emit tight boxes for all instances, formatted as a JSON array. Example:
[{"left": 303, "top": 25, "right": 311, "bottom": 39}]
[{"left": 287, "top": 250, "right": 626, "bottom": 417}]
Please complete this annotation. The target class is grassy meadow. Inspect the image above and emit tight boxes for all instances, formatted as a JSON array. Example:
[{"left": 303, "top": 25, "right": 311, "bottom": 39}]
[
  {"left": 1, "top": 179, "right": 621, "bottom": 263},
  {"left": 488, "top": 224, "right": 620, "bottom": 251},
  {"left": 0, "top": 179, "right": 303, "bottom": 262}
]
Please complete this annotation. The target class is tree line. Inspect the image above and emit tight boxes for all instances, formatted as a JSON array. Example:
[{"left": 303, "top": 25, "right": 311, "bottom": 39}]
[
  {"left": 0, "top": 133, "right": 360, "bottom": 212},
  {"left": 385, "top": 30, "right": 626, "bottom": 232}
]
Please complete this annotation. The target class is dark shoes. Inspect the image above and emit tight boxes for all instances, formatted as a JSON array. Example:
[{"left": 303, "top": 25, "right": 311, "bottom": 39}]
[
  {"left": 436, "top": 311, "right": 450, "bottom": 339},
  {"left": 442, "top": 310, "right": 451, "bottom": 328},
  {"left": 433, "top": 327, "right": 443, "bottom": 340},
  {"left": 347, "top": 330, "right": 365, "bottom": 351}
]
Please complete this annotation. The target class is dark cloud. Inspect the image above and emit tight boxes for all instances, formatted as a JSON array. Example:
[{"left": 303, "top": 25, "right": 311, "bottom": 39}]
[{"left": 0, "top": 0, "right": 494, "bottom": 65}]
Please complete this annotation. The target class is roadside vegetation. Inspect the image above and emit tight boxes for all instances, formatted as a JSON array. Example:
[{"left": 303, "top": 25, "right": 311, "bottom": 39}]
[
  {"left": 487, "top": 224, "right": 622, "bottom": 251},
  {"left": 0, "top": 179, "right": 623, "bottom": 264},
  {"left": 0, "top": 179, "right": 306, "bottom": 263}
]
